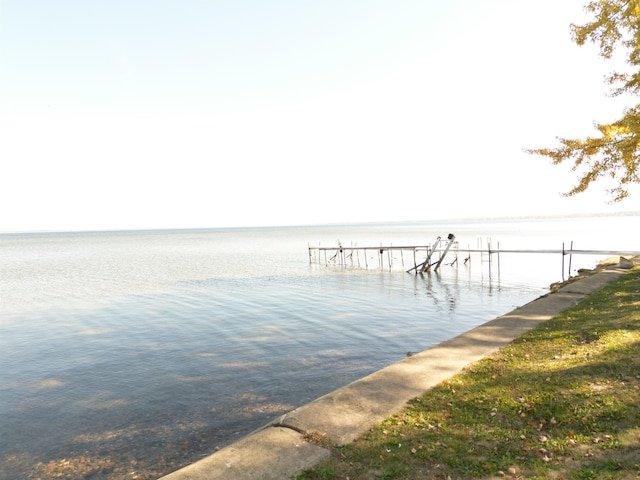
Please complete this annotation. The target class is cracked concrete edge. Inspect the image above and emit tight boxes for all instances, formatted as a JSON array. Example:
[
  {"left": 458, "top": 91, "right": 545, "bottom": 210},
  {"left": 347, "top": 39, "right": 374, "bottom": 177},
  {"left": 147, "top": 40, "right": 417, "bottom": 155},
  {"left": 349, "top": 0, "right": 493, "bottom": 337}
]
[
  {"left": 160, "top": 426, "right": 330, "bottom": 480},
  {"left": 160, "top": 265, "right": 630, "bottom": 480}
]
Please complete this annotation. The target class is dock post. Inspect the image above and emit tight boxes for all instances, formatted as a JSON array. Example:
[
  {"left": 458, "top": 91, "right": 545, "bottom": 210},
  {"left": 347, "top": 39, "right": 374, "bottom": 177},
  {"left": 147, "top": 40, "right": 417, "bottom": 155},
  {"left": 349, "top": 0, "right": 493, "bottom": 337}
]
[
  {"left": 568, "top": 241, "right": 573, "bottom": 277},
  {"left": 434, "top": 234, "right": 455, "bottom": 271},
  {"left": 488, "top": 239, "right": 492, "bottom": 279},
  {"left": 497, "top": 241, "right": 501, "bottom": 280},
  {"left": 421, "top": 236, "right": 442, "bottom": 273}
]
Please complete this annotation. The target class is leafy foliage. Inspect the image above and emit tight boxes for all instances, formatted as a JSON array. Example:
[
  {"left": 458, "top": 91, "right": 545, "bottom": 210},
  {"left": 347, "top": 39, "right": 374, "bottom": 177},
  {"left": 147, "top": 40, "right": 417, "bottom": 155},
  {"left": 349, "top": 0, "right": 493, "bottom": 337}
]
[{"left": 527, "top": 0, "right": 640, "bottom": 201}]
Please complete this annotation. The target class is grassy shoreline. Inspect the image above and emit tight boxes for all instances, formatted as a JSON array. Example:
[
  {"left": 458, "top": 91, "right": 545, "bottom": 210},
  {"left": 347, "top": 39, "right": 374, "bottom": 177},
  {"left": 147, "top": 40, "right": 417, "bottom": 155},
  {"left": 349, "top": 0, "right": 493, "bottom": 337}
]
[{"left": 296, "top": 267, "right": 640, "bottom": 480}]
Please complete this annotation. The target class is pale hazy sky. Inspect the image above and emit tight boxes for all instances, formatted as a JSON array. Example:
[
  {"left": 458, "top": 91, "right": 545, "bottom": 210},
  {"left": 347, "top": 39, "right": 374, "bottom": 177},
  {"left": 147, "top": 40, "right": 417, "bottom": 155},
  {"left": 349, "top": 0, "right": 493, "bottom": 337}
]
[{"left": 1, "top": 0, "right": 638, "bottom": 232}]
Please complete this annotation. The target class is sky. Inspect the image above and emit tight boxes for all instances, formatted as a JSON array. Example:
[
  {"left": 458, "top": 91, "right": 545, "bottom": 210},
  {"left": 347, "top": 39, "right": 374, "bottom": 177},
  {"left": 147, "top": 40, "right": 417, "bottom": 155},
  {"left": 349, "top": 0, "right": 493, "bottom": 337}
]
[{"left": 1, "top": 0, "right": 639, "bottom": 232}]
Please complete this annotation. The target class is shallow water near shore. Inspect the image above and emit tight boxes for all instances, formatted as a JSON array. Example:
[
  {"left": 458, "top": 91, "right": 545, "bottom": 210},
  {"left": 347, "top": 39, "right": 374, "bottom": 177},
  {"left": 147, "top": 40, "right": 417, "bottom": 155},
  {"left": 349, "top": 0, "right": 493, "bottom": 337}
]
[{"left": 1, "top": 214, "right": 638, "bottom": 479}]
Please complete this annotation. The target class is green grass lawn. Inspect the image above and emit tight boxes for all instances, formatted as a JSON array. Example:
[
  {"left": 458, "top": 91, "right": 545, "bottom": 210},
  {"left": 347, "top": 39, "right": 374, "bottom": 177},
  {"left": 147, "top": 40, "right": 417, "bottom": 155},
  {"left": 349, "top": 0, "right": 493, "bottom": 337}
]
[{"left": 296, "top": 268, "right": 640, "bottom": 480}]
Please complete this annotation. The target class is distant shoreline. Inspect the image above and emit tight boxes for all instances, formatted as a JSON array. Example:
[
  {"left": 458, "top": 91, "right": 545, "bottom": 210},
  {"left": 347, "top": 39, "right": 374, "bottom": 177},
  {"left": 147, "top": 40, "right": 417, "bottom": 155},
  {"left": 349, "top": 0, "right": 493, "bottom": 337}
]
[{"left": 2, "top": 210, "right": 640, "bottom": 236}]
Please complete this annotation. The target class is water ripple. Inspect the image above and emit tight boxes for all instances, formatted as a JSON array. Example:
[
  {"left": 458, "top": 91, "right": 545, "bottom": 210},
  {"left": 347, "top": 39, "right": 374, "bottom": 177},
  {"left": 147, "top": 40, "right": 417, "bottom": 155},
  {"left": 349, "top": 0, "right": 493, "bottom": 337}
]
[{"left": 1, "top": 219, "right": 626, "bottom": 478}]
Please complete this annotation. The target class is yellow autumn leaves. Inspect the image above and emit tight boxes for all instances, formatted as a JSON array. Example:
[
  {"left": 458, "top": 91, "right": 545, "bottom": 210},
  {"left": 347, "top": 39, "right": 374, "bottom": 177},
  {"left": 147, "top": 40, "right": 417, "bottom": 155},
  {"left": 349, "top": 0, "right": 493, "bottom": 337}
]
[{"left": 528, "top": 0, "right": 640, "bottom": 202}]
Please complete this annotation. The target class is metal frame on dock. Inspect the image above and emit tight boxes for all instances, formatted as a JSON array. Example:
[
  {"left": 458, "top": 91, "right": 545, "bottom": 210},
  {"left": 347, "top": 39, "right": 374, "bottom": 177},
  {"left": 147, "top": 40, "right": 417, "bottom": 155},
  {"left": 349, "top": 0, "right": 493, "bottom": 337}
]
[{"left": 308, "top": 234, "right": 640, "bottom": 281}]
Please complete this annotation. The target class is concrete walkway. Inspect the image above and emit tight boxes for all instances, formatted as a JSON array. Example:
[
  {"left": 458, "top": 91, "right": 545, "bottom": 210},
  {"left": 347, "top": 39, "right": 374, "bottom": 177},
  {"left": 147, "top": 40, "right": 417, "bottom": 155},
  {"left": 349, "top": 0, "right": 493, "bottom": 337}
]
[{"left": 160, "top": 265, "right": 631, "bottom": 480}]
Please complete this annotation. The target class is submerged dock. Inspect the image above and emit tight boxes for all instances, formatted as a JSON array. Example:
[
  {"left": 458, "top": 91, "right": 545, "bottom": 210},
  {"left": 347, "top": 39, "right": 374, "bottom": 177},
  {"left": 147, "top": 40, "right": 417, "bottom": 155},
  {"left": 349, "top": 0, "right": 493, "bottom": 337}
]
[{"left": 308, "top": 233, "right": 640, "bottom": 280}]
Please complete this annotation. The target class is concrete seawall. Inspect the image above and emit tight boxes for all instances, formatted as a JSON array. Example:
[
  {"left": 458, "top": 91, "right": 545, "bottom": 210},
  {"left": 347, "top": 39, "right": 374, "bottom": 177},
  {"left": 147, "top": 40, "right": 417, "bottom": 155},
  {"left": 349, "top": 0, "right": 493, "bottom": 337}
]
[{"left": 160, "top": 266, "right": 630, "bottom": 480}]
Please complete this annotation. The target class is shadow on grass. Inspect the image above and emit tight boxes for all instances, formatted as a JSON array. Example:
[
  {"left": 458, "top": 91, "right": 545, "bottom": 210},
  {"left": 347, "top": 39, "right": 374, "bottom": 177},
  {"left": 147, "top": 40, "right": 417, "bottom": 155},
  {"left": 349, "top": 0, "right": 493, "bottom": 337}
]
[{"left": 297, "top": 270, "right": 640, "bottom": 479}]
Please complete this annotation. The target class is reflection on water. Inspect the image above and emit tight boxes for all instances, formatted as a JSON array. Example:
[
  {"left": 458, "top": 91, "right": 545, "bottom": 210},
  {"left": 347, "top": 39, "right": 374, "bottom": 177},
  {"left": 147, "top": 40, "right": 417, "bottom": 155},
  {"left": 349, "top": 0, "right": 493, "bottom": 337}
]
[{"left": 0, "top": 216, "right": 637, "bottom": 479}]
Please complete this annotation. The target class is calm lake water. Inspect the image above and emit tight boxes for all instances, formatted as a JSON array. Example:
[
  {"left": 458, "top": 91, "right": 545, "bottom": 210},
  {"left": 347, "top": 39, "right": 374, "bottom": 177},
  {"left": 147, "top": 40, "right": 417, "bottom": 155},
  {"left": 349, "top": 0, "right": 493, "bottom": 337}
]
[{"left": 1, "top": 214, "right": 638, "bottom": 479}]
